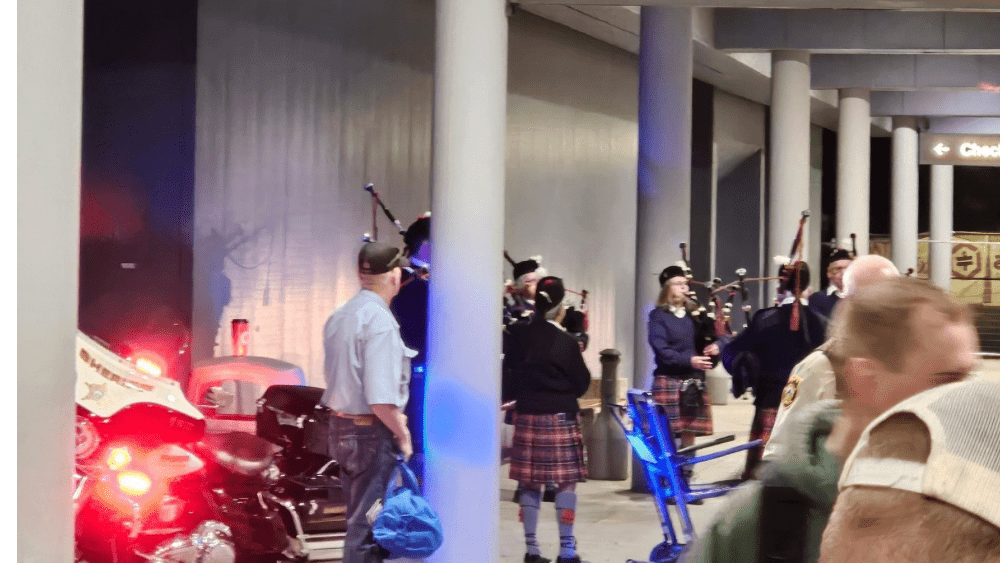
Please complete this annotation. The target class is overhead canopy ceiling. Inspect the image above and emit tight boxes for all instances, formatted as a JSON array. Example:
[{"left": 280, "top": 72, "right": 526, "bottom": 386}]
[
  {"left": 514, "top": 0, "right": 1000, "bottom": 9},
  {"left": 516, "top": 4, "right": 1000, "bottom": 120}
]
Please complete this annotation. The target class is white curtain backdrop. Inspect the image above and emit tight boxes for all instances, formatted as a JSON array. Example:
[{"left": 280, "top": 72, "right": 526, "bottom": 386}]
[{"left": 195, "top": 0, "right": 639, "bottom": 386}]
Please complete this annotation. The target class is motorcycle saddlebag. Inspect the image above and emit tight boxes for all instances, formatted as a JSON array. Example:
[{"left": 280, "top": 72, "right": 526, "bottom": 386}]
[
  {"left": 302, "top": 406, "right": 331, "bottom": 458},
  {"left": 272, "top": 474, "right": 348, "bottom": 534}
]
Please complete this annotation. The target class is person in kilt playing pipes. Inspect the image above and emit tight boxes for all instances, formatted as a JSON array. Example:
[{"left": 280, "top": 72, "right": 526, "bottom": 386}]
[
  {"left": 722, "top": 260, "right": 827, "bottom": 480},
  {"left": 648, "top": 264, "right": 724, "bottom": 477},
  {"left": 504, "top": 276, "right": 592, "bottom": 563}
]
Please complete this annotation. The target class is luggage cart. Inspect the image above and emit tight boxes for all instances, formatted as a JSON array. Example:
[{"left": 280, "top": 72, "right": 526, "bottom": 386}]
[{"left": 608, "top": 390, "right": 762, "bottom": 563}]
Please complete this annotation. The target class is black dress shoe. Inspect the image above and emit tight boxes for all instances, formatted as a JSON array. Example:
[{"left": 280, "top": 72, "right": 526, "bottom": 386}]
[
  {"left": 556, "top": 556, "right": 589, "bottom": 563},
  {"left": 525, "top": 554, "right": 551, "bottom": 563}
]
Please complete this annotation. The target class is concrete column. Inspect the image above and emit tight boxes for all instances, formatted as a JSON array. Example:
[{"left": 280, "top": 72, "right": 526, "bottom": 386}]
[
  {"left": 891, "top": 116, "right": 920, "bottom": 273},
  {"left": 18, "top": 0, "right": 83, "bottom": 560},
  {"left": 424, "top": 1, "right": 507, "bottom": 562},
  {"left": 635, "top": 7, "right": 692, "bottom": 390},
  {"left": 634, "top": 7, "right": 693, "bottom": 491},
  {"left": 837, "top": 88, "right": 871, "bottom": 256},
  {"left": 930, "top": 165, "right": 954, "bottom": 291},
  {"left": 769, "top": 51, "right": 812, "bottom": 298},
  {"left": 809, "top": 125, "right": 823, "bottom": 292}
]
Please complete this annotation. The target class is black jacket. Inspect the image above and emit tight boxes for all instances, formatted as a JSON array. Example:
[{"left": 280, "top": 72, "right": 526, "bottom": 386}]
[
  {"left": 502, "top": 319, "right": 592, "bottom": 414},
  {"left": 722, "top": 303, "right": 827, "bottom": 409}
]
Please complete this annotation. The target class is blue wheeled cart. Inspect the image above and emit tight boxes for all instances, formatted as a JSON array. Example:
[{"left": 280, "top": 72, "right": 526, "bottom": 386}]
[{"left": 608, "top": 390, "right": 762, "bottom": 563}]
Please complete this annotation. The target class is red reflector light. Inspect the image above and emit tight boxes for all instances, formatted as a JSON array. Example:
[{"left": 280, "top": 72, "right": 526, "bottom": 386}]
[
  {"left": 159, "top": 496, "right": 184, "bottom": 523},
  {"left": 117, "top": 471, "right": 151, "bottom": 497}
]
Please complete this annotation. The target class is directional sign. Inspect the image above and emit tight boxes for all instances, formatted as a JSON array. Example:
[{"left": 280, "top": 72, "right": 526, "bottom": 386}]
[{"left": 920, "top": 133, "right": 1000, "bottom": 167}]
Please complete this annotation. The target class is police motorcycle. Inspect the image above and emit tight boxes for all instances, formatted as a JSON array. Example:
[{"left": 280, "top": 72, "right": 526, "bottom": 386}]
[{"left": 74, "top": 331, "right": 347, "bottom": 563}]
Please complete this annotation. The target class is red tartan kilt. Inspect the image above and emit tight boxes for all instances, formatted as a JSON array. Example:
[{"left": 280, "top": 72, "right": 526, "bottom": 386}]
[
  {"left": 509, "top": 413, "right": 588, "bottom": 486},
  {"left": 748, "top": 407, "right": 779, "bottom": 446},
  {"left": 652, "top": 375, "right": 713, "bottom": 436}
]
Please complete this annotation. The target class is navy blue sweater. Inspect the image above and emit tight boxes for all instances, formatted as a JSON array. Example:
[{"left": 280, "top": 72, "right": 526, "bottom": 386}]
[
  {"left": 721, "top": 303, "right": 827, "bottom": 408},
  {"left": 502, "top": 320, "right": 592, "bottom": 414},
  {"left": 648, "top": 307, "right": 700, "bottom": 379},
  {"left": 390, "top": 276, "right": 429, "bottom": 365}
]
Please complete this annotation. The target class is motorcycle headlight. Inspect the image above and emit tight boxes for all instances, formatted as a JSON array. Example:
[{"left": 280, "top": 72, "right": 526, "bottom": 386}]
[
  {"left": 117, "top": 471, "right": 152, "bottom": 497},
  {"left": 107, "top": 447, "right": 132, "bottom": 471}
]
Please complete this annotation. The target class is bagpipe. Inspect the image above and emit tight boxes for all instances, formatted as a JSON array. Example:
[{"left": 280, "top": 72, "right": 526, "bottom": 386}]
[
  {"left": 821, "top": 232, "right": 859, "bottom": 260},
  {"left": 361, "top": 182, "right": 430, "bottom": 280},
  {"left": 361, "top": 183, "right": 405, "bottom": 242},
  {"left": 773, "top": 210, "right": 810, "bottom": 331},
  {"left": 674, "top": 242, "right": 779, "bottom": 357},
  {"left": 502, "top": 251, "right": 590, "bottom": 349}
]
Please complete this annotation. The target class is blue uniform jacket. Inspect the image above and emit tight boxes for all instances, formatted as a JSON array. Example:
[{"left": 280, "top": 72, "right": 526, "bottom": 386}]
[
  {"left": 721, "top": 303, "right": 827, "bottom": 409},
  {"left": 807, "top": 290, "right": 839, "bottom": 321}
]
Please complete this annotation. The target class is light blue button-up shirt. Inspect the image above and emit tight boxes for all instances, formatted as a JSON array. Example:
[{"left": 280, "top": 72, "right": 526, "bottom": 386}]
[{"left": 321, "top": 290, "right": 414, "bottom": 415}]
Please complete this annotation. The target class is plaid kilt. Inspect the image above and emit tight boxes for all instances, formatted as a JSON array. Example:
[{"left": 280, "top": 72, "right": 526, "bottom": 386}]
[
  {"left": 509, "top": 413, "right": 588, "bottom": 486},
  {"left": 652, "top": 375, "right": 713, "bottom": 436},
  {"left": 743, "top": 407, "right": 779, "bottom": 479}
]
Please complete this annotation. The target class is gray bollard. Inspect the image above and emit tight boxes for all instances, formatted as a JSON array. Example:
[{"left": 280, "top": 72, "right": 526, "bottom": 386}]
[
  {"left": 706, "top": 364, "right": 731, "bottom": 406},
  {"left": 587, "top": 349, "right": 630, "bottom": 481}
]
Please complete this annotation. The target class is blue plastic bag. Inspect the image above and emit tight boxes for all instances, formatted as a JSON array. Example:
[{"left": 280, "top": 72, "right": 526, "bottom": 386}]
[{"left": 372, "top": 459, "right": 444, "bottom": 559}]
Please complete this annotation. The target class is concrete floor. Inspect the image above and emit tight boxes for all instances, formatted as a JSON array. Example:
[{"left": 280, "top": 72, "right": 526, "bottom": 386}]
[
  {"left": 497, "top": 359, "right": 1000, "bottom": 563},
  {"left": 499, "top": 396, "right": 758, "bottom": 563}
]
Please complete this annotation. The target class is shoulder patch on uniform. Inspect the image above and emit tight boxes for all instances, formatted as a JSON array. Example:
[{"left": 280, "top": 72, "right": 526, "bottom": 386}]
[{"left": 781, "top": 375, "right": 802, "bottom": 408}]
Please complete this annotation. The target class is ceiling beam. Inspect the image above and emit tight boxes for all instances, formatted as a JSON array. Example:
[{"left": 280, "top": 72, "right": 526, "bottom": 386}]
[
  {"left": 714, "top": 10, "right": 1000, "bottom": 53},
  {"left": 811, "top": 54, "right": 1000, "bottom": 89},
  {"left": 514, "top": 0, "right": 1000, "bottom": 9},
  {"left": 927, "top": 117, "right": 1000, "bottom": 134},
  {"left": 871, "top": 90, "right": 1000, "bottom": 116},
  {"left": 517, "top": 5, "right": 849, "bottom": 130}
]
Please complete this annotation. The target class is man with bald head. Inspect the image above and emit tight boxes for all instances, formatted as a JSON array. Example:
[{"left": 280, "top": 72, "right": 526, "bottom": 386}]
[{"left": 762, "top": 254, "right": 900, "bottom": 461}]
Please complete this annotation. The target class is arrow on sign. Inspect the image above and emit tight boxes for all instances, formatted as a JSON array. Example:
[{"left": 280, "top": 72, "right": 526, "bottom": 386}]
[{"left": 933, "top": 143, "right": 951, "bottom": 156}]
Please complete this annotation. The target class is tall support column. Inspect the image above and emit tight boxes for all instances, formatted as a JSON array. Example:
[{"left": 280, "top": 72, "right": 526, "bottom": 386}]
[
  {"left": 891, "top": 116, "right": 919, "bottom": 273},
  {"left": 769, "top": 51, "right": 811, "bottom": 297},
  {"left": 837, "top": 88, "right": 871, "bottom": 256},
  {"left": 634, "top": 6, "right": 692, "bottom": 491},
  {"left": 18, "top": 0, "right": 83, "bottom": 560},
  {"left": 425, "top": 1, "right": 507, "bottom": 562},
  {"left": 930, "top": 165, "right": 954, "bottom": 291},
  {"left": 635, "top": 7, "right": 692, "bottom": 389}
]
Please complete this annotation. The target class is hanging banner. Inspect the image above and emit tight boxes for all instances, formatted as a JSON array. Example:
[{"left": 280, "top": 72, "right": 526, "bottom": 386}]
[{"left": 910, "top": 233, "right": 1000, "bottom": 306}]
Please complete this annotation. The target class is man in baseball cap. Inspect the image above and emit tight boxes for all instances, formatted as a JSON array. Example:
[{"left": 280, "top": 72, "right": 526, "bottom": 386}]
[
  {"left": 687, "top": 276, "right": 978, "bottom": 563},
  {"left": 322, "top": 241, "right": 414, "bottom": 563},
  {"left": 822, "top": 376, "right": 1000, "bottom": 562},
  {"left": 357, "top": 241, "right": 409, "bottom": 275}
]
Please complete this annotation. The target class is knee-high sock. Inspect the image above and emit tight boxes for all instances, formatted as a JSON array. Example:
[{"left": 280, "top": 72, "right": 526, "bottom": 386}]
[
  {"left": 519, "top": 488, "right": 542, "bottom": 556},
  {"left": 554, "top": 491, "right": 577, "bottom": 558}
]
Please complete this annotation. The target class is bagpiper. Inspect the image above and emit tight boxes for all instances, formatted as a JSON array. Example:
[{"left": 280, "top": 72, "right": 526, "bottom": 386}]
[{"left": 721, "top": 212, "right": 827, "bottom": 479}]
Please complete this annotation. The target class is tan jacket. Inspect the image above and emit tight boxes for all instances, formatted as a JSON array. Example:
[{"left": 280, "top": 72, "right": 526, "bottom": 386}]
[{"left": 762, "top": 343, "right": 837, "bottom": 461}]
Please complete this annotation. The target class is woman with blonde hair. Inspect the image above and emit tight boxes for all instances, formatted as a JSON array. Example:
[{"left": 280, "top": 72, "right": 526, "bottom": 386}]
[{"left": 648, "top": 265, "right": 720, "bottom": 454}]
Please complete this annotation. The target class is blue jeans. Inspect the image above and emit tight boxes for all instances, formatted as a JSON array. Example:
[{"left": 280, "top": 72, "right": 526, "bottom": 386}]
[{"left": 330, "top": 416, "right": 398, "bottom": 563}]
